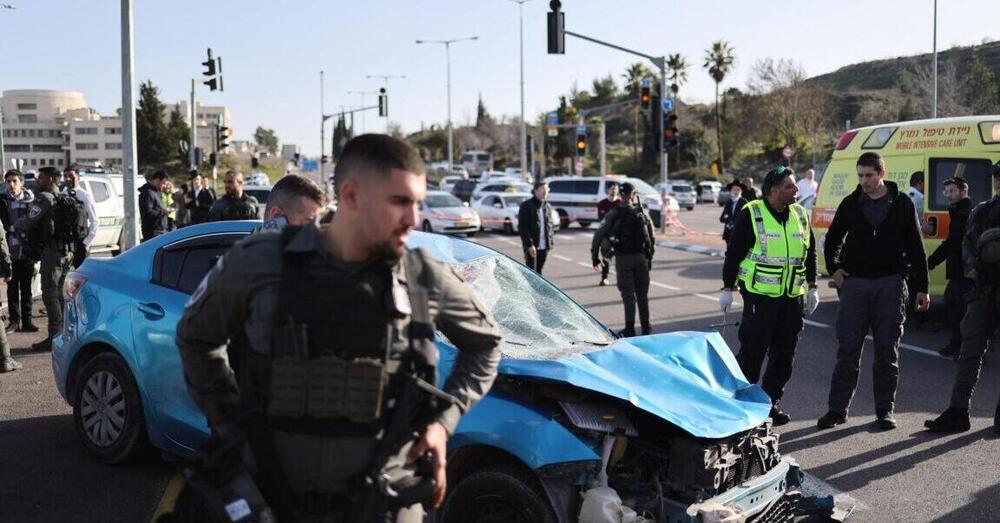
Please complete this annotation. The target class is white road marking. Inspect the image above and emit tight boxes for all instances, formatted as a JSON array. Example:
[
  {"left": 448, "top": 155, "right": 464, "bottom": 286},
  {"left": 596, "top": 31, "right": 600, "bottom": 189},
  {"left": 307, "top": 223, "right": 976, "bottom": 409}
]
[
  {"left": 649, "top": 281, "right": 681, "bottom": 291},
  {"left": 803, "top": 319, "right": 830, "bottom": 328},
  {"left": 577, "top": 261, "right": 593, "bottom": 268},
  {"left": 552, "top": 254, "right": 574, "bottom": 262}
]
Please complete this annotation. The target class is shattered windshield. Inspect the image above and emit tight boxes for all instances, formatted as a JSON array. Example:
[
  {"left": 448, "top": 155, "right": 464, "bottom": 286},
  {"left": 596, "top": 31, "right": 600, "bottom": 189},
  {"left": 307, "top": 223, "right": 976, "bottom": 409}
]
[{"left": 448, "top": 254, "right": 615, "bottom": 359}]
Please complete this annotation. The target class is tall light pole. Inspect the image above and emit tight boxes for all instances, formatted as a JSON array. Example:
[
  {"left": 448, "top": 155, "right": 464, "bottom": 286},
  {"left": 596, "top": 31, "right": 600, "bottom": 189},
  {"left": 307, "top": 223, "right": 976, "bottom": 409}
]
[
  {"left": 1, "top": 4, "right": 16, "bottom": 171},
  {"left": 510, "top": 0, "right": 530, "bottom": 176},
  {"left": 931, "top": 0, "right": 938, "bottom": 119},
  {"left": 320, "top": 70, "right": 326, "bottom": 188},
  {"left": 120, "top": 0, "right": 139, "bottom": 250},
  {"left": 415, "top": 36, "right": 478, "bottom": 168},
  {"left": 348, "top": 90, "right": 379, "bottom": 133}
]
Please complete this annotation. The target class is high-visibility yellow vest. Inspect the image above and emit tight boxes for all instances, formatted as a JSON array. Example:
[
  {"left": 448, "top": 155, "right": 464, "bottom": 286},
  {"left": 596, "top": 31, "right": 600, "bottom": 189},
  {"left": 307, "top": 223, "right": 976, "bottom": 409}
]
[{"left": 738, "top": 200, "right": 810, "bottom": 298}]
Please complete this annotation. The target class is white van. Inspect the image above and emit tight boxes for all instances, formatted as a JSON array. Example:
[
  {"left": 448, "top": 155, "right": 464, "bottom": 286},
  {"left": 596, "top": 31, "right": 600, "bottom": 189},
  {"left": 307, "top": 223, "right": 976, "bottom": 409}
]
[
  {"left": 544, "top": 175, "right": 663, "bottom": 228},
  {"left": 77, "top": 172, "right": 124, "bottom": 254}
]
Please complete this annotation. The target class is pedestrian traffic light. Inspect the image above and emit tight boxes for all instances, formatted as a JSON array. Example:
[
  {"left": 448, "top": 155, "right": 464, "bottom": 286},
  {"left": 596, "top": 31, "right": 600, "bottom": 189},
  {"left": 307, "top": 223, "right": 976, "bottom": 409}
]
[
  {"left": 640, "top": 82, "right": 651, "bottom": 109},
  {"left": 576, "top": 131, "right": 587, "bottom": 155},
  {"left": 217, "top": 126, "right": 230, "bottom": 150},
  {"left": 663, "top": 112, "right": 679, "bottom": 147},
  {"left": 547, "top": 0, "right": 564, "bottom": 54},
  {"left": 378, "top": 88, "right": 388, "bottom": 117}
]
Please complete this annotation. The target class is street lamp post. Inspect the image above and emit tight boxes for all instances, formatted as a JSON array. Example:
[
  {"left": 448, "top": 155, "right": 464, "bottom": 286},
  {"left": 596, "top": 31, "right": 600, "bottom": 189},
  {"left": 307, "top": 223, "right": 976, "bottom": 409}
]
[
  {"left": 415, "top": 36, "right": 478, "bottom": 168},
  {"left": 1, "top": 4, "right": 16, "bottom": 171},
  {"left": 510, "top": 0, "right": 531, "bottom": 178},
  {"left": 931, "top": 0, "right": 938, "bottom": 119}
]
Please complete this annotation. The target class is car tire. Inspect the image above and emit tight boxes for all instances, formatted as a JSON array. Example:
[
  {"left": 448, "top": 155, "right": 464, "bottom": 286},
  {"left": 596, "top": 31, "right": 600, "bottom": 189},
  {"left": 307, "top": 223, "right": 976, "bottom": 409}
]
[
  {"left": 73, "top": 353, "right": 150, "bottom": 464},
  {"left": 503, "top": 219, "right": 515, "bottom": 235},
  {"left": 422, "top": 220, "right": 433, "bottom": 233},
  {"left": 578, "top": 221, "right": 592, "bottom": 228},
  {"left": 440, "top": 465, "right": 557, "bottom": 523},
  {"left": 466, "top": 231, "right": 477, "bottom": 238},
  {"left": 556, "top": 210, "right": 571, "bottom": 229},
  {"left": 686, "top": 206, "right": 695, "bottom": 211}
]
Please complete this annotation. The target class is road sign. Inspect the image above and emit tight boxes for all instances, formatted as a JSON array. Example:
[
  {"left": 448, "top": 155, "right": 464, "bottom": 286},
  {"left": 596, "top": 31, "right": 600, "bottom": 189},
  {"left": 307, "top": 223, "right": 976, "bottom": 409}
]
[
  {"left": 546, "top": 111, "right": 558, "bottom": 137},
  {"left": 641, "top": 78, "right": 650, "bottom": 88},
  {"left": 662, "top": 98, "right": 674, "bottom": 112},
  {"left": 302, "top": 159, "right": 319, "bottom": 172},
  {"left": 577, "top": 125, "right": 586, "bottom": 134}
]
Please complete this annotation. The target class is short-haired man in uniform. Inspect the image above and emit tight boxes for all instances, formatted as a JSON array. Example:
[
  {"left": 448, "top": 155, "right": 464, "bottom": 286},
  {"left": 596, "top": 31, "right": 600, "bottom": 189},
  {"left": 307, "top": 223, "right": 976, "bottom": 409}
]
[
  {"left": 1, "top": 169, "right": 38, "bottom": 334},
  {"left": 819, "top": 152, "right": 929, "bottom": 430},
  {"left": 925, "top": 163, "right": 1000, "bottom": 435},
  {"left": 260, "top": 174, "right": 326, "bottom": 232},
  {"left": 926, "top": 177, "right": 973, "bottom": 358},
  {"left": 14, "top": 167, "right": 76, "bottom": 351},
  {"left": 176, "top": 134, "right": 503, "bottom": 521},
  {"left": 591, "top": 183, "right": 655, "bottom": 337},
  {"left": 719, "top": 167, "right": 818, "bottom": 426},
  {"left": 208, "top": 170, "right": 260, "bottom": 221}
]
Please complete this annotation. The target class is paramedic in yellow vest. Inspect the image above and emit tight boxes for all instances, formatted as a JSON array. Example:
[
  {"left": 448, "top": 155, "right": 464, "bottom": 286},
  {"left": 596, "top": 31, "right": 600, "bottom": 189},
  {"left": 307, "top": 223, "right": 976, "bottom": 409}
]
[{"left": 718, "top": 166, "right": 818, "bottom": 426}]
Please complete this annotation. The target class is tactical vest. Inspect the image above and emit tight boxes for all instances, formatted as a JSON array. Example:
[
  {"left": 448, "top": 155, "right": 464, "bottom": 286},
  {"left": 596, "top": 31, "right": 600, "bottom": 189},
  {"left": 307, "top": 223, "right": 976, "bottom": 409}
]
[
  {"left": 218, "top": 196, "right": 258, "bottom": 221},
  {"left": 255, "top": 227, "right": 440, "bottom": 437},
  {"left": 738, "top": 200, "right": 810, "bottom": 298},
  {"left": 612, "top": 205, "right": 651, "bottom": 255}
]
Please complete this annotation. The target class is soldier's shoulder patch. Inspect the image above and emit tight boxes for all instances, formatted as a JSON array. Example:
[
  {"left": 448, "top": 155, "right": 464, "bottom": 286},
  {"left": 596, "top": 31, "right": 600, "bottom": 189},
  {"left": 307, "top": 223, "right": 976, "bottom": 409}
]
[{"left": 28, "top": 205, "right": 42, "bottom": 218}]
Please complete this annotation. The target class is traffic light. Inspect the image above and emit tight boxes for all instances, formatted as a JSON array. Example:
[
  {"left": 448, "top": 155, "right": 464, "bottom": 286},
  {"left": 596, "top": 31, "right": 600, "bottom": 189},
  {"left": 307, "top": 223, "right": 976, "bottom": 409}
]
[
  {"left": 663, "top": 112, "right": 679, "bottom": 147},
  {"left": 202, "top": 48, "right": 223, "bottom": 91},
  {"left": 321, "top": 155, "right": 330, "bottom": 164},
  {"left": 640, "top": 80, "right": 651, "bottom": 109},
  {"left": 209, "top": 152, "right": 217, "bottom": 167},
  {"left": 378, "top": 88, "right": 388, "bottom": 117},
  {"left": 251, "top": 156, "right": 259, "bottom": 169},
  {"left": 217, "top": 126, "right": 230, "bottom": 150},
  {"left": 547, "top": 0, "right": 564, "bottom": 54},
  {"left": 576, "top": 130, "right": 587, "bottom": 155},
  {"left": 293, "top": 152, "right": 301, "bottom": 165}
]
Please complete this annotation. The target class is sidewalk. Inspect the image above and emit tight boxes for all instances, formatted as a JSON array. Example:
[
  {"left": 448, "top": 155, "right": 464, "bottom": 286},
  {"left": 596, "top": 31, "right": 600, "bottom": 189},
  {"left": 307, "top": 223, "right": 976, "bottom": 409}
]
[{"left": 653, "top": 213, "right": 727, "bottom": 257}]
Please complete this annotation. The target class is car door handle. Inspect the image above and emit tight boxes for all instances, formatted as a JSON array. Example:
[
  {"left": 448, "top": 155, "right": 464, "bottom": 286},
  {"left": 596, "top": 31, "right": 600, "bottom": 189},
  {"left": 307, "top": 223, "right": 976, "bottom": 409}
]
[{"left": 137, "top": 302, "right": 165, "bottom": 320}]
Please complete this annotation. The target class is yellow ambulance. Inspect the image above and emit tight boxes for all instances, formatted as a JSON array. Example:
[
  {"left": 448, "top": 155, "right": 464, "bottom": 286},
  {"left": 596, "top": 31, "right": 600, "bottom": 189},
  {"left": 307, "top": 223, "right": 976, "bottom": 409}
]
[{"left": 811, "top": 116, "right": 1000, "bottom": 296}]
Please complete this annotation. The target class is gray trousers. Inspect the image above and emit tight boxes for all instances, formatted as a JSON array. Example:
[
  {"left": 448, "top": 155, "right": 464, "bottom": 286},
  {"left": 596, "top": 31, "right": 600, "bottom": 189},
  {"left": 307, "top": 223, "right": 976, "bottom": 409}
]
[
  {"left": 949, "top": 286, "right": 997, "bottom": 409},
  {"left": 615, "top": 253, "right": 650, "bottom": 330},
  {"left": 40, "top": 249, "right": 73, "bottom": 338},
  {"left": 828, "top": 275, "right": 907, "bottom": 414},
  {"left": 273, "top": 431, "right": 425, "bottom": 523}
]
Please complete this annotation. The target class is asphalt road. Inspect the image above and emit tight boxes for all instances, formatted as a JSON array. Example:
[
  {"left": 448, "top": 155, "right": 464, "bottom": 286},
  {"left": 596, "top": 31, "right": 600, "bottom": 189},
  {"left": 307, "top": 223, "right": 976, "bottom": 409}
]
[{"left": 0, "top": 208, "right": 996, "bottom": 522}]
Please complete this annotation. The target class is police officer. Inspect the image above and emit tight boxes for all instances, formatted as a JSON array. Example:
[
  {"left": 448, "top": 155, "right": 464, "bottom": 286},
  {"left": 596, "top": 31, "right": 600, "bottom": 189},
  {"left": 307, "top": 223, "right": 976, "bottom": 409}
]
[
  {"left": 719, "top": 167, "right": 818, "bottom": 426},
  {"left": 925, "top": 163, "right": 1000, "bottom": 435},
  {"left": 208, "top": 170, "right": 260, "bottom": 221},
  {"left": 0, "top": 220, "right": 19, "bottom": 371},
  {"left": 591, "top": 183, "right": 655, "bottom": 337},
  {"left": 176, "top": 134, "right": 502, "bottom": 522},
  {"left": 14, "top": 166, "right": 74, "bottom": 351},
  {"left": 259, "top": 174, "right": 326, "bottom": 232}
]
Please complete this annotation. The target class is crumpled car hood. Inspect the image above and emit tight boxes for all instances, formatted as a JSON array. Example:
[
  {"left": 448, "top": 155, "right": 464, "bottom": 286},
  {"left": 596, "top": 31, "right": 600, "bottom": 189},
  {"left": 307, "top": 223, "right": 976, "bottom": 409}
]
[{"left": 497, "top": 331, "right": 771, "bottom": 439}]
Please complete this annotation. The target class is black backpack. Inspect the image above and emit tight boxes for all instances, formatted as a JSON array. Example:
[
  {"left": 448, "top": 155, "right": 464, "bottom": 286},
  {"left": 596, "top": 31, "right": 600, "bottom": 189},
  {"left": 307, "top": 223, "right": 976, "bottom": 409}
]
[{"left": 53, "top": 191, "right": 88, "bottom": 243}]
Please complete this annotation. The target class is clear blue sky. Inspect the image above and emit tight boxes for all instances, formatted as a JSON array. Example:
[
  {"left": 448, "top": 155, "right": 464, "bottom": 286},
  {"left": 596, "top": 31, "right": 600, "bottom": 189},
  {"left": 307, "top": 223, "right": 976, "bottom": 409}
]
[{"left": 1, "top": 0, "right": 998, "bottom": 156}]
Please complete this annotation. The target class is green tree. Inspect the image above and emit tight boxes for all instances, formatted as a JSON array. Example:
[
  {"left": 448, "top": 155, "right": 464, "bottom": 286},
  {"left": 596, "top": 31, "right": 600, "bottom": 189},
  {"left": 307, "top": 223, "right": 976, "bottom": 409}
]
[
  {"left": 666, "top": 53, "right": 689, "bottom": 97},
  {"left": 965, "top": 52, "right": 1000, "bottom": 114},
  {"left": 622, "top": 62, "right": 653, "bottom": 164},
  {"left": 331, "top": 116, "right": 352, "bottom": 161},
  {"left": 704, "top": 41, "right": 736, "bottom": 173},
  {"left": 135, "top": 80, "right": 172, "bottom": 167},
  {"left": 253, "top": 126, "right": 279, "bottom": 155},
  {"left": 591, "top": 74, "right": 619, "bottom": 107},
  {"left": 475, "top": 93, "right": 495, "bottom": 128},
  {"left": 166, "top": 106, "right": 190, "bottom": 164}
]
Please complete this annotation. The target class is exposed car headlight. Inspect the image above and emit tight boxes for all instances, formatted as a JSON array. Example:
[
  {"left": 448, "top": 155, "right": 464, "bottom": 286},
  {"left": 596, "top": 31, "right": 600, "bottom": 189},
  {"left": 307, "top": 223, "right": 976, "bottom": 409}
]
[{"left": 64, "top": 272, "right": 87, "bottom": 300}]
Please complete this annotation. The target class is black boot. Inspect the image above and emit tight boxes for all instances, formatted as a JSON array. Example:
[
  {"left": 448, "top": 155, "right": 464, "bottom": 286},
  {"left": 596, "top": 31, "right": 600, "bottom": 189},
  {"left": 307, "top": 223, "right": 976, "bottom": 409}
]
[
  {"left": 31, "top": 336, "right": 53, "bottom": 352},
  {"left": 769, "top": 403, "right": 791, "bottom": 426},
  {"left": 618, "top": 327, "right": 636, "bottom": 338},
  {"left": 641, "top": 324, "right": 652, "bottom": 336},
  {"left": 5, "top": 321, "right": 18, "bottom": 334},
  {"left": 924, "top": 407, "right": 971, "bottom": 433},
  {"left": 817, "top": 411, "right": 847, "bottom": 429},
  {"left": 19, "top": 320, "right": 39, "bottom": 333}
]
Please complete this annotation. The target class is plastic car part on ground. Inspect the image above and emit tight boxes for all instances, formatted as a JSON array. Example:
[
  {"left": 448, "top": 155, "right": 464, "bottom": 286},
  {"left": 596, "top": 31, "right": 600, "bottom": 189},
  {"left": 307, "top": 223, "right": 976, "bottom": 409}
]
[{"left": 579, "top": 487, "right": 652, "bottom": 523}]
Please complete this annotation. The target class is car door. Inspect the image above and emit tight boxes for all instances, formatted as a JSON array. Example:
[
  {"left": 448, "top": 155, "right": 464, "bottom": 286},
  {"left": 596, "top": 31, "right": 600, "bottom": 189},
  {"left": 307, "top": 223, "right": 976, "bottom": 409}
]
[
  {"left": 86, "top": 178, "right": 119, "bottom": 251},
  {"left": 132, "top": 232, "right": 247, "bottom": 449}
]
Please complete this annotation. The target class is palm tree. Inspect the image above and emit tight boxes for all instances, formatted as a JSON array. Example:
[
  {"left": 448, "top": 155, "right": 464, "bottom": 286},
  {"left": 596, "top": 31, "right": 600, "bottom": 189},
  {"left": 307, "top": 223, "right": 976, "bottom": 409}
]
[
  {"left": 666, "top": 53, "right": 689, "bottom": 97},
  {"left": 704, "top": 41, "right": 736, "bottom": 174},
  {"left": 623, "top": 62, "right": 652, "bottom": 164}
]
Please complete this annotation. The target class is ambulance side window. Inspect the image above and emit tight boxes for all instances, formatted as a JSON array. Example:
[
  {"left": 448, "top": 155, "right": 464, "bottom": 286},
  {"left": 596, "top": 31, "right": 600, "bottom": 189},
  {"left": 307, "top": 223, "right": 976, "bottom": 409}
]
[{"left": 927, "top": 158, "right": 993, "bottom": 211}]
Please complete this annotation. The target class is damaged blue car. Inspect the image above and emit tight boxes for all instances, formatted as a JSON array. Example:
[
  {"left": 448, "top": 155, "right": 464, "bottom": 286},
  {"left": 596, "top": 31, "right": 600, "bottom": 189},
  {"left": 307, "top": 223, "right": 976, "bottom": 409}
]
[{"left": 52, "top": 222, "right": 812, "bottom": 522}]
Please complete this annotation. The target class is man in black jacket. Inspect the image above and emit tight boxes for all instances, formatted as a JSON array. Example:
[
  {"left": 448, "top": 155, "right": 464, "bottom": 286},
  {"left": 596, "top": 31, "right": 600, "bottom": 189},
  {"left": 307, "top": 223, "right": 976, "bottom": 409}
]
[
  {"left": 927, "top": 177, "right": 973, "bottom": 358},
  {"left": 819, "top": 152, "right": 929, "bottom": 431},
  {"left": 518, "top": 182, "right": 554, "bottom": 274},
  {"left": 719, "top": 182, "right": 747, "bottom": 244},
  {"left": 186, "top": 171, "right": 215, "bottom": 224},
  {"left": 139, "top": 170, "right": 169, "bottom": 242}
]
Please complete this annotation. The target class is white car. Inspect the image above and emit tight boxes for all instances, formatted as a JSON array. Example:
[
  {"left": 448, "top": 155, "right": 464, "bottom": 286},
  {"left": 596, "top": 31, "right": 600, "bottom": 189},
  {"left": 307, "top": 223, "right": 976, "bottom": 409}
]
[
  {"left": 546, "top": 175, "right": 663, "bottom": 228},
  {"left": 655, "top": 182, "right": 696, "bottom": 210},
  {"left": 243, "top": 185, "right": 271, "bottom": 211},
  {"left": 243, "top": 172, "right": 270, "bottom": 187},
  {"left": 473, "top": 192, "right": 559, "bottom": 235},
  {"left": 419, "top": 191, "right": 481, "bottom": 237},
  {"left": 698, "top": 181, "right": 723, "bottom": 203},
  {"left": 471, "top": 180, "right": 533, "bottom": 199},
  {"left": 438, "top": 176, "right": 465, "bottom": 193},
  {"left": 79, "top": 172, "right": 125, "bottom": 254}
]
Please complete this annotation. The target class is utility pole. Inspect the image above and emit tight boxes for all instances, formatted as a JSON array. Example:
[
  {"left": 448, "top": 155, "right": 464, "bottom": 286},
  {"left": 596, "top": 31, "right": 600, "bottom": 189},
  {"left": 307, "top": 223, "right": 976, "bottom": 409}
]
[
  {"left": 416, "top": 37, "right": 478, "bottom": 167},
  {"left": 189, "top": 79, "right": 197, "bottom": 168},
  {"left": 319, "top": 70, "right": 326, "bottom": 189},
  {"left": 348, "top": 90, "right": 378, "bottom": 133},
  {"left": 510, "top": 0, "right": 530, "bottom": 176},
  {"left": 0, "top": 106, "right": 6, "bottom": 171},
  {"left": 120, "top": 0, "right": 139, "bottom": 250},
  {"left": 931, "top": 0, "right": 938, "bottom": 119}
]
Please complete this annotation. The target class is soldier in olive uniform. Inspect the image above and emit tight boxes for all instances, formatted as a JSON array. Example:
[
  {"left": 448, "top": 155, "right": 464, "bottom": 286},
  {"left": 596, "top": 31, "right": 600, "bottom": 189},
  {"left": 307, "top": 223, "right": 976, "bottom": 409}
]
[
  {"left": 207, "top": 170, "right": 260, "bottom": 221},
  {"left": 177, "top": 134, "right": 503, "bottom": 522},
  {"left": 14, "top": 167, "right": 74, "bottom": 351},
  {"left": 0, "top": 223, "right": 19, "bottom": 371}
]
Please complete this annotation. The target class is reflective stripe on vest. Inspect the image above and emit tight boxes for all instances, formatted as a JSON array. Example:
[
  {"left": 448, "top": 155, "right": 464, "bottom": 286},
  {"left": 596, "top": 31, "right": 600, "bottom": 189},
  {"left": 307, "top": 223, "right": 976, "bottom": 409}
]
[{"left": 738, "top": 201, "right": 810, "bottom": 298}]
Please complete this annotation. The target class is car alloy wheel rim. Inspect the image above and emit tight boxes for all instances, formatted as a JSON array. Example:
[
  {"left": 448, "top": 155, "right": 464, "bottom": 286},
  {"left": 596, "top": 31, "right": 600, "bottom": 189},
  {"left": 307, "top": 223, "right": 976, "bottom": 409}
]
[{"left": 80, "top": 370, "right": 126, "bottom": 447}]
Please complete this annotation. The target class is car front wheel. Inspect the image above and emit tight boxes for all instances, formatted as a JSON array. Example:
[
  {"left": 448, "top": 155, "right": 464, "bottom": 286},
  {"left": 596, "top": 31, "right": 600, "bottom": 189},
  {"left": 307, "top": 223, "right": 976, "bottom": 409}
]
[
  {"left": 73, "top": 353, "right": 150, "bottom": 464},
  {"left": 440, "top": 465, "right": 556, "bottom": 523},
  {"left": 422, "top": 220, "right": 433, "bottom": 232}
]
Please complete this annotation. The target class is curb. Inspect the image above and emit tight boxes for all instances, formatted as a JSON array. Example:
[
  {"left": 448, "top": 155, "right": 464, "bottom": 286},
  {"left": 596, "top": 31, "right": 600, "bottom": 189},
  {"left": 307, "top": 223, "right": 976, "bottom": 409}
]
[{"left": 656, "top": 240, "right": 725, "bottom": 258}]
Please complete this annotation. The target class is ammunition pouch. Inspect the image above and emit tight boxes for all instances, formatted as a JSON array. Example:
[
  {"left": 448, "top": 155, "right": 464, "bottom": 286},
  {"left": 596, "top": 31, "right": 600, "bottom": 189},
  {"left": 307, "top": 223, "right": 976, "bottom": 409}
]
[{"left": 267, "top": 355, "right": 396, "bottom": 423}]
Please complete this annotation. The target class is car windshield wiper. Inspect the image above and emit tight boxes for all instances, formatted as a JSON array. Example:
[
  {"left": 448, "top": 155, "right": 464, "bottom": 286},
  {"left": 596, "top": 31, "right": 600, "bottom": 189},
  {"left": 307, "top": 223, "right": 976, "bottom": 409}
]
[{"left": 569, "top": 339, "right": 612, "bottom": 346}]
